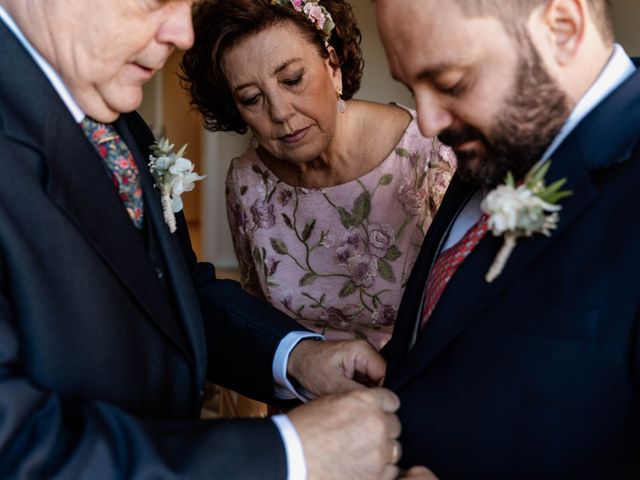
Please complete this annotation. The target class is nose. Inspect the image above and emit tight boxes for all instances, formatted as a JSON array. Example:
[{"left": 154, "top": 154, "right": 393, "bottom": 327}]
[
  {"left": 415, "top": 93, "right": 454, "bottom": 138},
  {"left": 267, "top": 92, "right": 295, "bottom": 123},
  {"left": 157, "top": 1, "right": 195, "bottom": 50}
]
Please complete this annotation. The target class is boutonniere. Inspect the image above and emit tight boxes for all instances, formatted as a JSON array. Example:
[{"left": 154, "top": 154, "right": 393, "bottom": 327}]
[
  {"left": 481, "top": 161, "right": 572, "bottom": 283},
  {"left": 148, "top": 138, "right": 206, "bottom": 233}
]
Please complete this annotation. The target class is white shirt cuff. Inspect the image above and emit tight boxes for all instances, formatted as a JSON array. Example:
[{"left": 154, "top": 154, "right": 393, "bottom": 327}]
[
  {"left": 271, "top": 414, "right": 307, "bottom": 480},
  {"left": 273, "top": 331, "right": 323, "bottom": 401}
]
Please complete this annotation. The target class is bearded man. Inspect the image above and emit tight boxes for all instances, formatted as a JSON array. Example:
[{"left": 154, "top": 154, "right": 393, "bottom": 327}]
[{"left": 375, "top": 0, "right": 640, "bottom": 478}]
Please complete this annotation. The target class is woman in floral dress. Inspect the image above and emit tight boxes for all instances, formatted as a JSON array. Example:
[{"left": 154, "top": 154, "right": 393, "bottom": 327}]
[{"left": 181, "top": 0, "right": 456, "bottom": 350}]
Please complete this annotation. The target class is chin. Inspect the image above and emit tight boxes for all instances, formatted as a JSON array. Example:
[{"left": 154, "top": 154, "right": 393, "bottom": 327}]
[{"left": 100, "top": 84, "right": 145, "bottom": 116}]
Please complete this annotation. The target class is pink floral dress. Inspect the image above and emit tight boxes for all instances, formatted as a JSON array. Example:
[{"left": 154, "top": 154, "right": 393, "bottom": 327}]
[{"left": 225, "top": 111, "right": 456, "bottom": 349}]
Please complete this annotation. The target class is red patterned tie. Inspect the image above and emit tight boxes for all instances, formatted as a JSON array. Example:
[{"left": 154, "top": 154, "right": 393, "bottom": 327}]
[
  {"left": 421, "top": 214, "right": 489, "bottom": 328},
  {"left": 80, "top": 118, "right": 144, "bottom": 228}
]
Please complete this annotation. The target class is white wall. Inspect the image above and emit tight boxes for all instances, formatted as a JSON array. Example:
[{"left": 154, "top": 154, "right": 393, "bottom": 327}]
[{"left": 201, "top": 132, "right": 248, "bottom": 267}]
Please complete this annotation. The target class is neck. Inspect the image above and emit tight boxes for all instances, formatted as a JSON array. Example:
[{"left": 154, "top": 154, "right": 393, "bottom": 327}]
[
  {"left": 288, "top": 101, "right": 354, "bottom": 186},
  {"left": 561, "top": 38, "right": 614, "bottom": 110}
]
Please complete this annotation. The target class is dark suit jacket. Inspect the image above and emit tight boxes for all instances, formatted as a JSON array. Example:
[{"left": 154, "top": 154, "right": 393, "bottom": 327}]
[
  {"left": 0, "top": 21, "right": 306, "bottom": 478},
  {"left": 385, "top": 62, "right": 640, "bottom": 479}
]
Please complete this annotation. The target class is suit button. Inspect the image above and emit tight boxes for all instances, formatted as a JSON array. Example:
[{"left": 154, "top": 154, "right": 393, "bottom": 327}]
[{"left": 155, "top": 267, "right": 163, "bottom": 280}]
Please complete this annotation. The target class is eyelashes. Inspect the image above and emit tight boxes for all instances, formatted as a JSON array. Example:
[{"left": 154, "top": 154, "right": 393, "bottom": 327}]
[{"left": 238, "top": 71, "right": 305, "bottom": 107}]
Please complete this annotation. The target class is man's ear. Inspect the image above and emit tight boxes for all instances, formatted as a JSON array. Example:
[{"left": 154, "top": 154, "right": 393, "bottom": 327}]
[{"left": 539, "top": 0, "right": 587, "bottom": 65}]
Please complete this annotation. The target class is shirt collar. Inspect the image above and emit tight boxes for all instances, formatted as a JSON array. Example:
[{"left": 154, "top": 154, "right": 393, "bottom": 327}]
[
  {"left": 0, "top": 5, "right": 85, "bottom": 123},
  {"left": 542, "top": 43, "right": 636, "bottom": 161}
]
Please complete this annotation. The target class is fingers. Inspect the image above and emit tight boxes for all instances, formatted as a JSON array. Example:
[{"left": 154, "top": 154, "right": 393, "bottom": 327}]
[
  {"left": 382, "top": 464, "right": 400, "bottom": 480},
  {"left": 400, "top": 466, "right": 439, "bottom": 479},
  {"left": 385, "top": 411, "right": 402, "bottom": 439},
  {"left": 389, "top": 439, "right": 402, "bottom": 464},
  {"left": 361, "top": 387, "right": 400, "bottom": 413},
  {"left": 327, "top": 377, "right": 369, "bottom": 395}
]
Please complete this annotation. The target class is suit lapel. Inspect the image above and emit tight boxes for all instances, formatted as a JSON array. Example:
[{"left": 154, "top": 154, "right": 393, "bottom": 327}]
[
  {"left": 43, "top": 103, "right": 195, "bottom": 365},
  {"left": 118, "top": 117, "right": 207, "bottom": 384},
  {"left": 385, "top": 175, "right": 475, "bottom": 377},
  {"left": 387, "top": 150, "right": 597, "bottom": 389},
  {"left": 387, "top": 64, "right": 640, "bottom": 389}
]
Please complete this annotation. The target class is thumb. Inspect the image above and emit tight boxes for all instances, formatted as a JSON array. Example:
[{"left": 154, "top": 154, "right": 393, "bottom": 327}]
[{"left": 352, "top": 347, "right": 386, "bottom": 384}]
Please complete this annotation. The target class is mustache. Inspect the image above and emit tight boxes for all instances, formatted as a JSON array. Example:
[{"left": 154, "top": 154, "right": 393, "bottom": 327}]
[{"left": 439, "top": 125, "right": 487, "bottom": 150}]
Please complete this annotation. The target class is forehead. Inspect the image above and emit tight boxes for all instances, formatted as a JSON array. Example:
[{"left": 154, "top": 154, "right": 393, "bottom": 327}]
[
  {"left": 223, "top": 22, "right": 321, "bottom": 85},
  {"left": 375, "top": 0, "right": 513, "bottom": 82}
]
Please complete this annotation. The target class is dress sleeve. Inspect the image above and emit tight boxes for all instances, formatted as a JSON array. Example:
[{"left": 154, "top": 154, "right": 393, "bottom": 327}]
[
  {"left": 427, "top": 138, "right": 457, "bottom": 214},
  {"left": 225, "top": 160, "right": 266, "bottom": 300}
]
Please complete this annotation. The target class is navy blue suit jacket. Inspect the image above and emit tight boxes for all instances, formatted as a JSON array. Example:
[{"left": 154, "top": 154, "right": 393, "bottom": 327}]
[
  {"left": 385, "top": 62, "right": 640, "bottom": 479},
  {"left": 0, "top": 21, "right": 306, "bottom": 478}
]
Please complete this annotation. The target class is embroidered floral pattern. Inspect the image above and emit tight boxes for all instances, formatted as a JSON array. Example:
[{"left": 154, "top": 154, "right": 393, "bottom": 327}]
[{"left": 226, "top": 113, "right": 456, "bottom": 348}]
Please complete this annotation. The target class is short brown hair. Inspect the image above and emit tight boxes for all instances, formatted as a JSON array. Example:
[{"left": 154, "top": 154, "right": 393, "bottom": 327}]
[
  {"left": 454, "top": 0, "right": 614, "bottom": 44},
  {"left": 181, "top": 0, "right": 364, "bottom": 134}
]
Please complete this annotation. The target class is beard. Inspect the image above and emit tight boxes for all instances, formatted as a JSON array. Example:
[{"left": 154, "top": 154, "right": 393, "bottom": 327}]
[{"left": 439, "top": 37, "right": 570, "bottom": 189}]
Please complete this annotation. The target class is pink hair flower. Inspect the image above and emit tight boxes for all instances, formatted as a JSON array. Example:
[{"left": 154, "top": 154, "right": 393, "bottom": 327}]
[{"left": 303, "top": 3, "right": 326, "bottom": 29}]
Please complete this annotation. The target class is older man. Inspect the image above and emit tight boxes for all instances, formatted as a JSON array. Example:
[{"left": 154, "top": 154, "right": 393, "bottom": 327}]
[
  {"left": 0, "top": 0, "right": 412, "bottom": 478},
  {"left": 376, "top": 0, "right": 640, "bottom": 478}
]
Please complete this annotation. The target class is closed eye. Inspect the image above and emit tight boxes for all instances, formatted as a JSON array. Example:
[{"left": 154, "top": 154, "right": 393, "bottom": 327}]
[
  {"left": 240, "top": 94, "right": 260, "bottom": 106},
  {"left": 282, "top": 73, "right": 303, "bottom": 86},
  {"left": 437, "top": 78, "right": 468, "bottom": 97}
]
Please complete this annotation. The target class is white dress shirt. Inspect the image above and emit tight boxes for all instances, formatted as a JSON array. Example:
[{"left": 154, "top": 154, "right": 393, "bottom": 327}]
[{"left": 0, "top": 6, "right": 316, "bottom": 479}]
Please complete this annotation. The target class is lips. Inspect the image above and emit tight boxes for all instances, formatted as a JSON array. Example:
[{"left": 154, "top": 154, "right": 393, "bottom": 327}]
[
  {"left": 452, "top": 139, "right": 480, "bottom": 152},
  {"left": 278, "top": 127, "right": 310, "bottom": 144}
]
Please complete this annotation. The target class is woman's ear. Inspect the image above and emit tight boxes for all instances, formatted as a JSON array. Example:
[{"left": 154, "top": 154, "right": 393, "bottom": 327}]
[
  {"left": 325, "top": 45, "right": 343, "bottom": 86},
  {"left": 539, "top": 0, "right": 587, "bottom": 65}
]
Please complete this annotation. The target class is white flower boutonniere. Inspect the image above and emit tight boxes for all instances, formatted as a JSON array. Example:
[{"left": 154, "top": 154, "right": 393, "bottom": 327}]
[
  {"left": 149, "top": 138, "right": 206, "bottom": 233},
  {"left": 481, "top": 161, "right": 572, "bottom": 283}
]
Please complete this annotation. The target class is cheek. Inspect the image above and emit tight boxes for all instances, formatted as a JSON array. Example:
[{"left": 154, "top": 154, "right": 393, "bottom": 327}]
[
  {"left": 243, "top": 112, "right": 272, "bottom": 141},
  {"left": 301, "top": 80, "right": 337, "bottom": 132}
]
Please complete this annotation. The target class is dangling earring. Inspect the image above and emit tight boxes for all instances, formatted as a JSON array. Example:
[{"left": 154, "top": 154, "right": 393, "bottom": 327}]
[
  {"left": 336, "top": 86, "right": 346, "bottom": 113},
  {"left": 250, "top": 136, "right": 259, "bottom": 149}
]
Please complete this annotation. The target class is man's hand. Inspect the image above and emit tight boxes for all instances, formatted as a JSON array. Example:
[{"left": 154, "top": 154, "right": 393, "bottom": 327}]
[
  {"left": 287, "top": 339, "right": 386, "bottom": 397},
  {"left": 288, "top": 388, "right": 401, "bottom": 480},
  {"left": 399, "top": 466, "right": 439, "bottom": 479}
]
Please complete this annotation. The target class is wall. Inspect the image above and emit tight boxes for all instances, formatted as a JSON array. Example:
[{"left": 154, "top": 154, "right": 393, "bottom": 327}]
[{"left": 612, "top": 0, "right": 640, "bottom": 55}]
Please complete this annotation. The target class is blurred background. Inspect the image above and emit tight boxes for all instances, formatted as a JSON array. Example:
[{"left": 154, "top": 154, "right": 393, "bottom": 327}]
[{"left": 138, "top": 0, "right": 640, "bottom": 271}]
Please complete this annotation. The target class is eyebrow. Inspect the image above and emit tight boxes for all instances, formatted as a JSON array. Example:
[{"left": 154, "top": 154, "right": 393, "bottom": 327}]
[
  {"left": 233, "top": 58, "right": 304, "bottom": 93},
  {"left": 416, "top": 62, "right": 458, "bottom": 81},
  {"left": 391, "top": 61, "right": 459, "bottom": 85}
]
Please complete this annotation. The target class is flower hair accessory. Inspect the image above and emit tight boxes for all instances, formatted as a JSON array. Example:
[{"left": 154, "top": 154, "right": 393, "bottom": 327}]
[
  {"left": 481, "top": 161, "right": 572, "bottom": 283},
  {"left": 271, "top": 0, "right": 336, "bottom": 44},
  {"left": 149, "top": 138, "right": 206, "bottom": 233}
]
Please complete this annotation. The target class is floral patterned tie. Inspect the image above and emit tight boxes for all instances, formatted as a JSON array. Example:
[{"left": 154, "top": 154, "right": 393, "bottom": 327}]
[
  {"left": 421, "top": 214, "right": 489, "bottom": 328},
  {"left": 80, "top": 117, "right": 144, "bottom": 228}
]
